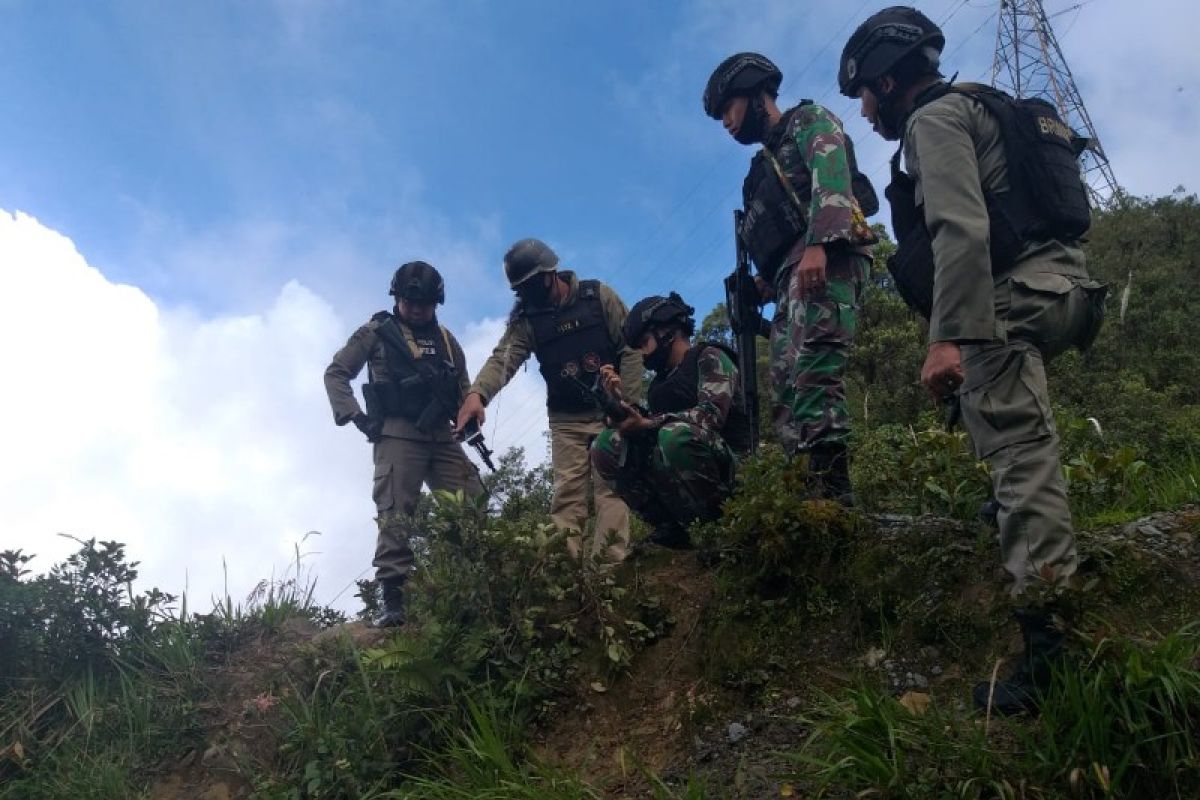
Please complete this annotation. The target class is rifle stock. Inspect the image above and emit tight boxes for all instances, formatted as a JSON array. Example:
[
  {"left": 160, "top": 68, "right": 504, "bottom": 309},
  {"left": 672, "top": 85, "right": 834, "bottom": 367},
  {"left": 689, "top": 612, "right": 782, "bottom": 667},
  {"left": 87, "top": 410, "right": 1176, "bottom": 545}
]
[{"left": 726, "top": 210, "right": 762, "bottom": 453}]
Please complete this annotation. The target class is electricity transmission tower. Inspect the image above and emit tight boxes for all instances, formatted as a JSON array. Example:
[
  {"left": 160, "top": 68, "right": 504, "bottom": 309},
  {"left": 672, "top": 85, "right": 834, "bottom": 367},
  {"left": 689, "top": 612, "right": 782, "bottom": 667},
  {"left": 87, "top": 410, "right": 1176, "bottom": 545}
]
[{"left": 991, "top": 0, "right": 1120, "bottom": 207}]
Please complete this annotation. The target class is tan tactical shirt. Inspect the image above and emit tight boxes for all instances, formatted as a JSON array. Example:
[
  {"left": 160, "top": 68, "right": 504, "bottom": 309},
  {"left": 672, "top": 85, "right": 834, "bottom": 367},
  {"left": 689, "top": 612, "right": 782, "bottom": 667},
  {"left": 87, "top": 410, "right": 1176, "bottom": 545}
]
[
  {"left": 903, "top": 85, "right": 1090, "bottom": 344},
  {"left": 469, "top": 271, "right": 644, "bottom": 423},
  {"left": 324, "top": 315, "right": 469, "bottom": 442}
]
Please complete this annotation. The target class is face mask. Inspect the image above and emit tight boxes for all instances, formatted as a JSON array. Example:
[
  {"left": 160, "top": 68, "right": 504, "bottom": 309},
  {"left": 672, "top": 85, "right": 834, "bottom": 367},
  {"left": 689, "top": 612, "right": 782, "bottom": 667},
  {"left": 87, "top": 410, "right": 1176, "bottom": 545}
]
[
  {"left": 643, "top": 331, "right": 675, "bottom": 372},
  {"left": 870, "top": 81, "right": 906, "bottom": 141},
  {"left": 517, "top": 275, "right": 553, "bottom": 308},
  {"left": 733, "top": 94, "right": 770, "bottom": 145}
]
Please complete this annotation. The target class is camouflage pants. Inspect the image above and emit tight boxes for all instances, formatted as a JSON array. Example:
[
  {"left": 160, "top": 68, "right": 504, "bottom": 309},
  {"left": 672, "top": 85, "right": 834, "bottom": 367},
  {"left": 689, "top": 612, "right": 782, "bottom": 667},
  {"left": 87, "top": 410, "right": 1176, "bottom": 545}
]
[
  {"left": 589, "top": 421, "right": 736, "bottom": 528},
  {"left": 769, "top": 251, "right": 869, "bottom": 454}
]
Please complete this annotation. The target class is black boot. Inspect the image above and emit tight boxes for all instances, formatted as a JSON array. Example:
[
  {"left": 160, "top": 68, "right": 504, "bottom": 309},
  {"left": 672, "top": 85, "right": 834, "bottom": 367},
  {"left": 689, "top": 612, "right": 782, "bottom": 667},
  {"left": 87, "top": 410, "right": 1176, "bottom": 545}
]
[
  {"left": 645, "top": 521, "right": 693, "bottom": 550},
  {"left": 373, "top": 577, "right": 407, "bottom": 628},
  {"left": 978, "top": 498, "right": 1000, "bottom": 527},
  {"left": 973, "top": 609, "right": 1067, "bottom": 715},
  {"left": 809, "top": 442, "right": 855, "bottom": 505}
]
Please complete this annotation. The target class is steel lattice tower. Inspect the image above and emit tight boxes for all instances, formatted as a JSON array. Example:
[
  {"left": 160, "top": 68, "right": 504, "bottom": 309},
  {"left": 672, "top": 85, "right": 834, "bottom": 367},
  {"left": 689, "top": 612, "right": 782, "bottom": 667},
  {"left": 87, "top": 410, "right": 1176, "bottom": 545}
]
[{"left": 991, "top": 0, "right": 1119, "bottom": 207}]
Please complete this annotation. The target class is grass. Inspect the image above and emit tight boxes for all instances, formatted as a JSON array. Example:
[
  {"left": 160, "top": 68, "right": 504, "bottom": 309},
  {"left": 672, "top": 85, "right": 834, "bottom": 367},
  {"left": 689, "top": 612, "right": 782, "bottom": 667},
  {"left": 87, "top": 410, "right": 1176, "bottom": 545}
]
[{"left": 789, "top": 622, "right": 1200, "bottom": 799}]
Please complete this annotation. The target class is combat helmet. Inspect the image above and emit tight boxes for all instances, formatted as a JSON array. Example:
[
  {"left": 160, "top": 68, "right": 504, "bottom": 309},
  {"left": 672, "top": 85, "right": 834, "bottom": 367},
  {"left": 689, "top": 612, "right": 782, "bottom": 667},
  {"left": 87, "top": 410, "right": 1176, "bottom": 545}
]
[
  {"left": 503, "top": 238, "right": 559, "bottom": 289},
  {"left": 389, "top": 260, "right": 445, "bottom": 305},
  {"left": 703, "top": 52, "right": 783, "bottom": 119},
  {"left": 623, "top": 292, "right": 696, "bottom": 347},
  {"left": 838, "top": 6, "right": 944, "bottom": 98}
]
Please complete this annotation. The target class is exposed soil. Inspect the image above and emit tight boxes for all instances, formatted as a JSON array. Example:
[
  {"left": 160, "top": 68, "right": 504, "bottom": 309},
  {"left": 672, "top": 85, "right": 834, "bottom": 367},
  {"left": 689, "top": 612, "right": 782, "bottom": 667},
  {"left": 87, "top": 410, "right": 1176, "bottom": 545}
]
[
  {"left": 142, "top": 505, "right": 1200, "bottom": 799},
  {"left": 146, "top": 619, "right": 389, "bottom": 800}
]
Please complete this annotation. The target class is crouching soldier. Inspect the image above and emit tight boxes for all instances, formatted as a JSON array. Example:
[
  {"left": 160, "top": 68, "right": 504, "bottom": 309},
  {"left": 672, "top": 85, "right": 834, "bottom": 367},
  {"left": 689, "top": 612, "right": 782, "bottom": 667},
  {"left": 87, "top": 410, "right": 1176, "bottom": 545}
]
[
  {"left": 590, "top": 293, "right": 753, "bottom": 549},
  {"left": 324, "top": 260, "right": 484, "bottom": 627}
]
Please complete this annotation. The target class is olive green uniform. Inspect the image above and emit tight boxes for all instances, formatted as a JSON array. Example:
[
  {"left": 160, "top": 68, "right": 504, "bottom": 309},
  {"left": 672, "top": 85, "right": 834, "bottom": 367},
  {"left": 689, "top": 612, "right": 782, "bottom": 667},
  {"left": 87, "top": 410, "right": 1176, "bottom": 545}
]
[
  {"left": 325, "top": 316, "right": 483, "bottom": 581},
  {"left": 470, "top": 272, "right": 642, "bottom": 560},
  {"left": 905, "top": 88, "right": 1105, "bottom": 596}
]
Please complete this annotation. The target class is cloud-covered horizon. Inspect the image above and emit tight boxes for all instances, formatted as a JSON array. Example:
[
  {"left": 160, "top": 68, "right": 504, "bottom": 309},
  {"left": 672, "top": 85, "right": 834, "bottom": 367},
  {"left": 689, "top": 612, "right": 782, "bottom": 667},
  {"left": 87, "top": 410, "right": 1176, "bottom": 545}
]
[{"left": 0, "top": 209, "right": 548, "bottom": 613}]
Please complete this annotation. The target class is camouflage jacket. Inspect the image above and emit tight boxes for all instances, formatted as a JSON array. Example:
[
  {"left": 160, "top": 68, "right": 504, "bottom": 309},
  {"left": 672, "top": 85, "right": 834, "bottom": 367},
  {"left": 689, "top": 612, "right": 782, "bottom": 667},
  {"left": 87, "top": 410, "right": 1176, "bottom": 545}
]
[
  {"left": 765, "top": 103, "right": 876, "bottom": 261},
  {"left": 648, "top": 345, "right": 739, "bottom": 432}
]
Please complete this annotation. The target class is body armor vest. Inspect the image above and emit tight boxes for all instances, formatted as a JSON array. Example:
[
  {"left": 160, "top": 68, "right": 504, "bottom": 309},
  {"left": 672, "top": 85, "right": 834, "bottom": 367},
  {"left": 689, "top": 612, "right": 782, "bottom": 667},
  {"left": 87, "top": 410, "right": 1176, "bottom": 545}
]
[
  {"left": 369, "top": 313, "right": 460, "bottom": 428},
  {"left": 647, "top": 342, "right": 753, "bottom": 455},
  {"left": 522, "top": 280, "right": 618, "bottom": 412},
  {"left": 740, "top": 102, "right": 879, "bottom": 283},
  {"left": 886, "top": 83, "right": 1092, "bottom": 318}
]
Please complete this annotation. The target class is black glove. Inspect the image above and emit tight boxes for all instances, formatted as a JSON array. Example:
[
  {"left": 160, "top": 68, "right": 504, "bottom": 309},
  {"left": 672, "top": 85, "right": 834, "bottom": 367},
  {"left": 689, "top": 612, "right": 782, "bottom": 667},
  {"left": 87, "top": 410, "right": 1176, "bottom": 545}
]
[{"left": 353, "top": 413, "right": 384, "bottom": 443}]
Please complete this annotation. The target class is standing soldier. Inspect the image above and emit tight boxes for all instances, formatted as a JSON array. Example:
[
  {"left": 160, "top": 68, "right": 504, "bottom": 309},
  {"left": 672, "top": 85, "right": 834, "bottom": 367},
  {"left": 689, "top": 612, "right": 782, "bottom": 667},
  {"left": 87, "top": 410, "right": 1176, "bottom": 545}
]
[
  {"left": 590, "top": 293, "right": 752, "bottom": 550},
  {"left": 703, "top": 53, "right": 878, "bottom": 502},
  {"left": 324, "top": 261, "right": 484, "bottom": 627},
  {"left": 455, "top": 239, "right": 641, "bottom": 562},
  {"left": 839, "top": 7, "right": 1106, "bottom": 713}
]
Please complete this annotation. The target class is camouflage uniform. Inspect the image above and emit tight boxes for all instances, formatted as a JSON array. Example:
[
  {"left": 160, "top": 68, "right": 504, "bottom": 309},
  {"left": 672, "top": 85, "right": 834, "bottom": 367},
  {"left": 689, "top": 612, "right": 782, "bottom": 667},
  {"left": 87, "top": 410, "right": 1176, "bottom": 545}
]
[
  {"left": 590, "top": 345, "right": 745, "bottom": 528},
  {"left": 757, "top": 103, "right": 876, "bottom": 454}
]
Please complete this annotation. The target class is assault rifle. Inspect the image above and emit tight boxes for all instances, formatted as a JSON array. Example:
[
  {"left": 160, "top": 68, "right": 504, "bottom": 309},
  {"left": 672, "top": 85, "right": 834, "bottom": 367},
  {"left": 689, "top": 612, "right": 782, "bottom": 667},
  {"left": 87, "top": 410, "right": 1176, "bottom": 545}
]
[
  {"left": 458, "top": 418, "right": 497, "bottom": 472},
  {"left": 569, "top": 373, "right": 654, "bottom": 429},
  {"left": 725, "top": 210, "right": 764, "bottom": 452},
  {"left": 570, "top": 373, "right": 632, "bottom": 422}
]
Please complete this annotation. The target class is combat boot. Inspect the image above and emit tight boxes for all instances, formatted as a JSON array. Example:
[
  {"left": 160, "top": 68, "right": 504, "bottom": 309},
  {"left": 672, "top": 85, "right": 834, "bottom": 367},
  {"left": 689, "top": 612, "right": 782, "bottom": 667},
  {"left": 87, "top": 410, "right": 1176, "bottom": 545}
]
[
  {"left": 978, "top": 498, "right": 1001, "bottom": 527},
  {"left": 809, "top": 442, "right": 855, "bottom": 506},
  {"left": 973, "top": 608, "right": 1067, "bottom": 715},
  {"left": 373, "top": 577, "right": 407, "bottom": 628},
  {"left": 646, "top": 521, "right": 693, "bottom": 550}
]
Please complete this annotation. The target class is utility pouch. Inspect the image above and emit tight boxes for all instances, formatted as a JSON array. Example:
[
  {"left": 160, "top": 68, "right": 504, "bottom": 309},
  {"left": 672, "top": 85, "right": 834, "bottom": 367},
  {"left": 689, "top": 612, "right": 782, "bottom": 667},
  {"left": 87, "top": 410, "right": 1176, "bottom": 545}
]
[
  {"left": 1076, "top": 281, "right": 1109, "bottom": 352},
  {"left": 885, "top": 160, "right": 935, "bottom": 318}
]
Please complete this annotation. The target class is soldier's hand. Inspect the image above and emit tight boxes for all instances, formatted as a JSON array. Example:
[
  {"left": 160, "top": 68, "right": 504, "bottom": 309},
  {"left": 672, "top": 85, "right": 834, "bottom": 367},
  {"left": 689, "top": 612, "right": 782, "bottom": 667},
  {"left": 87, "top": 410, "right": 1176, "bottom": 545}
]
[
  {"left": 455, "top": 392, "right": 486, "bottom": 434},
  {"left": 754, "top": 275, "right": 775, "bottom": 303},
  {"left": 615, "top": 403, "right": 654, "bottom": 436},
  {"left": 353, "top": 413, "right": 384, "bottom": 443},
  {"left": 793, "top": 244, "right": 827, "bottom": 300},
  {"left": 921, "top": 341, "right": 964, "bottom": 401},
  {"left": 599, "top": 365, "right": 624, "bottom": 398}
]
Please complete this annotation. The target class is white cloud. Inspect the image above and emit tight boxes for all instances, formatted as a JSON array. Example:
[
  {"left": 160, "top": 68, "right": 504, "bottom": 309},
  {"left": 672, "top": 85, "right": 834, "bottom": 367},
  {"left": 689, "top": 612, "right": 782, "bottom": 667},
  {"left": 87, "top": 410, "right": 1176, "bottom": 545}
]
[{"left": 0, "top": 209, "right": 549, "bottom": 613}]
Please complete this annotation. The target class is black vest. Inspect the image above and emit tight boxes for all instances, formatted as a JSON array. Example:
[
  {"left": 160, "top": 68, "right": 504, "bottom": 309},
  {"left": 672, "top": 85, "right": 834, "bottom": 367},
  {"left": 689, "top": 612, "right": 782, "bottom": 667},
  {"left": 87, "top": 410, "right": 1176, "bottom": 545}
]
[
  {"left": 647, "top": 343, "right": 753, "bottom": 455},
  {"left": 886, "top": 83, "right": 1092, "bottom": 318},
  {"left": 522, "top": 280, "right": 618, "bottom": 412},
  {"left": 740, "top": 103, "right": 879, "bottom": 283},
  {"left": 370, "top": 313, "right": 459, "bottom": 425}
]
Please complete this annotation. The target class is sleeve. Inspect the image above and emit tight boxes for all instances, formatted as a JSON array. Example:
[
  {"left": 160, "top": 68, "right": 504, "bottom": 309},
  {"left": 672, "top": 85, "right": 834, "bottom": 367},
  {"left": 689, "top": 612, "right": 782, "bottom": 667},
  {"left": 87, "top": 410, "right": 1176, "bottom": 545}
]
[
  {"left": 467, "top": 319, "right": 533, "bottom": 404},
  {"left": 907, "top": 103, "right": 996, "bottom": 343},
  {"left": 323, "top": 324, "right": 374, "bottom": 425},
  {"left": 793, "top": 105, "right": 859, "bottom": 247},
  {"left": 650, "top": 346, "right": 737, "bottom": 430},
  {"left": 602, "top": 284, "right": 645, "bottom": 402}
]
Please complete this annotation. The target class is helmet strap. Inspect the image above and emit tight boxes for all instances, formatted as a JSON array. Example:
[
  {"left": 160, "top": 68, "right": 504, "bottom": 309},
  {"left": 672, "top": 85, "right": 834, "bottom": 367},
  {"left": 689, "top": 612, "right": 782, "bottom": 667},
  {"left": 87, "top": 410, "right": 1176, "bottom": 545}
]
[
  {"left": 733, "top": 92, "right": 771, "bottom": 145},
  {"left": 644, "top": 329, "right": 677, "bottom": 372},
  {"left": 870, "top": 79, "right": 907, "bottom": 141}
]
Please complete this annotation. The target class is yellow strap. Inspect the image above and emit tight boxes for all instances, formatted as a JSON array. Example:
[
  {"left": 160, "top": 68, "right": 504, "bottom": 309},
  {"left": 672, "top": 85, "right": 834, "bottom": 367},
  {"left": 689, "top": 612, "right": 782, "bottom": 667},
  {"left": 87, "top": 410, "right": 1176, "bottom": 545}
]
[{"left": 398, "top": 322, "right": 453, "bottom": 361}]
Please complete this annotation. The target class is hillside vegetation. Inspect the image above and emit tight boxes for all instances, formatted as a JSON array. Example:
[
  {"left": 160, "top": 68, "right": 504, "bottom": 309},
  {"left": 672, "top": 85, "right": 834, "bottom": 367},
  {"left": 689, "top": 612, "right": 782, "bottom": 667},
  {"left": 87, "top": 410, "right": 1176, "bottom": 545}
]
[{"left": 2, "top": 193, "right": 1199, "bottom": 799}]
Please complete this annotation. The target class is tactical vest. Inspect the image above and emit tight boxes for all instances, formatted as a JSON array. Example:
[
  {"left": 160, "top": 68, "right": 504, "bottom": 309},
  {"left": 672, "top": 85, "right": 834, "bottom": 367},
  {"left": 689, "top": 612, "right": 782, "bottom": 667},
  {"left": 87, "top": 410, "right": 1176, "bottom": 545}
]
[
  {"left": 886, "top": 83, "right": 1092, "bottom": 318},
  {"left": 522, "top": 280, "right": 618, "bottom": 413},
  {"left": 740, "top": 102, "right": 879, "bottom": 283},
  {"left": 369, "top": 313, "right": 460, "bottom": 426},
  {"left": 647, "top": 342, "right": 753, "bottom": 455}
]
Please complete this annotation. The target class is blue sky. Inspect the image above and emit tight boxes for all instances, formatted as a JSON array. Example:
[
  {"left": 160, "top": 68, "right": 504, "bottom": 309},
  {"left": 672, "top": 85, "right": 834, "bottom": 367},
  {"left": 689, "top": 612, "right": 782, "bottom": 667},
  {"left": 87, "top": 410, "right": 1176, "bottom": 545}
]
[
  {"left": 4, "top": 0, "right": 1196, "bottom": 326},
  {"left": 2, "top": 0, "right": 1197, "bottom": 608}
]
